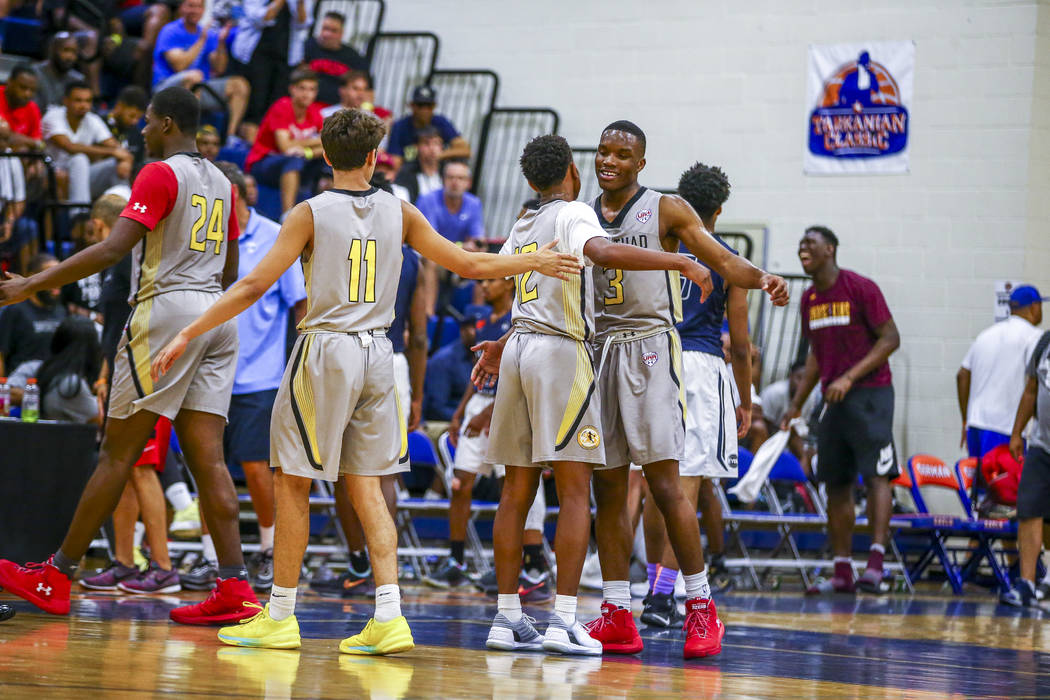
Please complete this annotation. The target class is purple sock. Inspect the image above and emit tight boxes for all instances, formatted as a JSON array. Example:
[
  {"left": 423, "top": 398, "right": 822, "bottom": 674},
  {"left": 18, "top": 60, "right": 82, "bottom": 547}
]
[
  {"left": 654, "top": 566, "right": 678, "bottom": 595},
  {"left": 646, "top": 563, "right": 659, "bottom": 593}
]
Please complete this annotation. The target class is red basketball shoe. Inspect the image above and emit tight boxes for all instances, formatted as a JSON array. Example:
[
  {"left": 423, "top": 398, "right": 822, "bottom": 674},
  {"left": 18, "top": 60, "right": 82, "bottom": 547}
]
[
  {"left": 683, "top": 598, "right": 724, "bottom": 659},
  {"left": 169, "top": 577, "right": 260, "bottom": 625},
  {"left": 0, "top": 557, "right": 71, "bottom": 615},
  {"left": 584, "top": 601, "right": 643, "bottom": 654}
]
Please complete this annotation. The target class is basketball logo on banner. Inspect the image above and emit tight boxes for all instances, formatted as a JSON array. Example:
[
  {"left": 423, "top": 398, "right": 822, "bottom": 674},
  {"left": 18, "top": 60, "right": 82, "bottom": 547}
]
[{"left": 804, "top": 41, "right": 915, "bottom": 175}]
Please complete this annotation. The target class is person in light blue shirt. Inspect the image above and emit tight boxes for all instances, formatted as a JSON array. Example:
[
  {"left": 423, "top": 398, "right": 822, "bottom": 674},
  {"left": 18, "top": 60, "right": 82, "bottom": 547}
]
[{"left": 213, "top": 161, "right": 306, "bottom": 592}]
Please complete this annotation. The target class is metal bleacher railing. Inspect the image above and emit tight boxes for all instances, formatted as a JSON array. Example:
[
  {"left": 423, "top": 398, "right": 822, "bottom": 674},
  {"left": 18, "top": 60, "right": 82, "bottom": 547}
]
[
  {"left": 571, "top": 147, "right": 599, "bottom": 204},
  {"left": 311, "top": 0, "right": 385, "bottom": 56},
  {"left": 753, "top": 273, "right": 811, "bottom": 387},
  {"left": 366, "top": 32, "right": 439, "bottom": 122},
  {"left": 426, "top": 69, "right": 498, "bottom": 171},
  {"left": 473, "top": 108, "right": 559, "bottom": 240}
]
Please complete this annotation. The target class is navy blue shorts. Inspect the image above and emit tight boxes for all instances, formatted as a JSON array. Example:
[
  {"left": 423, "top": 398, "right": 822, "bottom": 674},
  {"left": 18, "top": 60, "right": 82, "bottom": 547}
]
[{"left": 225, "top": 388, "right": 278, "bottom": 464}]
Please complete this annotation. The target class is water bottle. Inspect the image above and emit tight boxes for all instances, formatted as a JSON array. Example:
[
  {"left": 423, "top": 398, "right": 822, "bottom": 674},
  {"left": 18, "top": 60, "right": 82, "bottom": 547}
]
[
  {"left": 0, "top": 377, "right": 8, "bottom": 417},
  {"left": 22, "top": 378, "right": 40, "bottom": 423}
]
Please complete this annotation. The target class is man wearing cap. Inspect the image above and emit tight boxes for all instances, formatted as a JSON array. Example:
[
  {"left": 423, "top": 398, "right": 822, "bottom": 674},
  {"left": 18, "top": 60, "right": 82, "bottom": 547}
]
[
  {"left": 387, "top": 85, "right": 470, "bottom": 169},
  {"left": 957, "top": 284, "right": 1045, "bottom": 459}
]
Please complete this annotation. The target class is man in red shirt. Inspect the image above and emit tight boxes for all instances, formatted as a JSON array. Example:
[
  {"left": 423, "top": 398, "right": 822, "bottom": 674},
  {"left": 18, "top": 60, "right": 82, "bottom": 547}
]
[
  {"left": 784, "top": 225, "right": 901, "bottom": 595},
  {"left": 0, "top": 64, "right": 45, "bottom": 272},
  {"left": 0, "top": 65, "right": 45, "bottom": 151},
  {"left": 245, "top": 69, "right": 325, "bottom": 215}
]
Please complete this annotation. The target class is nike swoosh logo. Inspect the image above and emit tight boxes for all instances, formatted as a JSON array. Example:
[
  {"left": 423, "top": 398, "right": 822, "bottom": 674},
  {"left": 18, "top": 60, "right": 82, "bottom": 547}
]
[
  {"left": 517, "top": 581, "right": 544, "bottom": 596},
  {"left": 343, "top": 578, "right": 368, "bottom": 590}
]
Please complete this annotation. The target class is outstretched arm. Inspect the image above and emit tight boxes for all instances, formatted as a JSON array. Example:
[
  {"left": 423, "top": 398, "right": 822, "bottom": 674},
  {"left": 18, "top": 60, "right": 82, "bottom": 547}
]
[
  {"left": 402, "top": 201, "right": 580, "bottom": 281},
  {"left": 151, "top": 203, "right": 314, "bottom": 380},
  {"left": 583, "top": 236, "right": 711, "bottom": 300}
]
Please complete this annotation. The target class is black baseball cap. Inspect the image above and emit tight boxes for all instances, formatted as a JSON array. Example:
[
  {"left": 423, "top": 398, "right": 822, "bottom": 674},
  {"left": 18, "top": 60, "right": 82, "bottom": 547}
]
[{"left": 411, "top": 85, "right": 436, "bottom": 105}]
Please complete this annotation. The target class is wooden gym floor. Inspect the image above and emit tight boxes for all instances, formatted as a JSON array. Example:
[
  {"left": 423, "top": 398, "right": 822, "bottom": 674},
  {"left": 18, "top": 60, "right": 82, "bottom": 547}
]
[{"left": 1, "top": 586, "right": 1048, "bottom": 698}]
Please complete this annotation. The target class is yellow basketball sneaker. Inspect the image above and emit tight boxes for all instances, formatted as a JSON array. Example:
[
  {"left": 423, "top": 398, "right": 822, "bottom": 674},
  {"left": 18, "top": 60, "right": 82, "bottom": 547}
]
[
  {"left": 217, "top": 603, "right": 302, "bottom": 649},
  {"left": 338, "top": 616, "right": 415, "bottom": 655}
]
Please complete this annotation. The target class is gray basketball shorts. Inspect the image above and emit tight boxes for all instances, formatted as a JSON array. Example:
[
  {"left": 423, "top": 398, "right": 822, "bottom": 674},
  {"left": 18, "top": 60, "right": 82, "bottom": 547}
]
[
  {"left": 109, "top": 289, "right": 237, "bottom": 421},
  {"left": 598, "top": 328, "right": 686, "bottom": 469},
  {"left": 271, "top": 331, "right": 409, "bottom": 482},
  {"left": 486, "top": 331, "right": 606, "bottom": 467}
]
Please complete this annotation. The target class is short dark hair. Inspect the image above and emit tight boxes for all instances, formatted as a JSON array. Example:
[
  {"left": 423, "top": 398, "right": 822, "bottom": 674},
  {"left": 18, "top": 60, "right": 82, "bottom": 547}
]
[
  {"left": 289, "top": 68, "right": 319, "bottom": 86},
  {"left": 214, "top": 160, "right": 247, "bottom": 200},
  {"left": 64, "top": 80, "right": 92, "bottom": 97},
  {"left": 28, "top": 252, "right": 57, "bottom": 274},
  {"left": 322, "top": 108, "right": 387, "bottom": 170},
  {"left": 520, "top": 134, "right": 572, "bottom": 190},
  {"left": 9, "top": 63, "right": 36, "bottom": 84},
  {"left": 116, "top": 85, "right": 148, "bottom": 111},
  {"left": 677, "top": 162, "right": 731, "bottom": 222},
  {"left": 323, "top": 11, "right": 346, "bottom": 25},
  {"left": 790, "top": 359, "right": 807, "bottom": 374},
  {"left": 150, "top": 86, "right": 200, "bottom": 134},
  {"left": 415, "top": 126, "right": 441, "bottom": 144},
  {"left": 602, "top": 120, "right": 646, "bottom": 155},
  {"left": 340, "top": 69, "right": 370, "bottom": 88},
  {"left": 806, "top": 225, "right": 839, "bottom": 252}
]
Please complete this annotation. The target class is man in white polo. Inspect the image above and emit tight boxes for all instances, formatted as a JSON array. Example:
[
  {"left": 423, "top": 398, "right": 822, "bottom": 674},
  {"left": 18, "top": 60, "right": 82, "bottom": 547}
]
[{"left": 957, "top": 285, "right": 1046, "bottom": 458}]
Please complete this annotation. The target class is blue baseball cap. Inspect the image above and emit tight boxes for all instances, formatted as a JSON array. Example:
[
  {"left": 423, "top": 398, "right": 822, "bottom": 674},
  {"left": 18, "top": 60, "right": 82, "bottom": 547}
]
[{"left": 1009, "top": 284, "right": 1050, "bottom": 308}]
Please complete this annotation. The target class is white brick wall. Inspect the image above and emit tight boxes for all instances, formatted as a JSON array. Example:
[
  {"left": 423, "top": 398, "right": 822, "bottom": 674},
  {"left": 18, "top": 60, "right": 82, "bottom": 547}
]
[{"left": 382, "top": 0, "right": 1049, "bottom": 462}]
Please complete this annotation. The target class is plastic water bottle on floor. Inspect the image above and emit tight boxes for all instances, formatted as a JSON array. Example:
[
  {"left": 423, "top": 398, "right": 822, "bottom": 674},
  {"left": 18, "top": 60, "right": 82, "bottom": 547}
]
[
  {"left": 0, "top": 377, "right": 9, "bottom": 417},
  {"left": 22, "top": 378, "right": 39, "bottom": 423}
]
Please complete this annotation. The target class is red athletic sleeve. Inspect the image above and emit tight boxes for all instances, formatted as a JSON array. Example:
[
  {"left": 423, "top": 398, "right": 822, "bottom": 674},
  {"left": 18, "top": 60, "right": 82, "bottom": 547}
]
[
  {"left": 120, "top": 162, "right": 178, "bottom": 230},
  {"left": 227, "top": 184, "right": 240, "bottom": 241}
]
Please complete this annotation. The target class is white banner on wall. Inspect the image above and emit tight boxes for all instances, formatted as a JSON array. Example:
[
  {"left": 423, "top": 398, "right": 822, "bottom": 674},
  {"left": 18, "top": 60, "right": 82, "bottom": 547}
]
[
  {"left": 804, "top": 41, "right": 915, "bottom": 176},
  {"left": 994, "top": 280, "right": 1022, "bottom": 322}
]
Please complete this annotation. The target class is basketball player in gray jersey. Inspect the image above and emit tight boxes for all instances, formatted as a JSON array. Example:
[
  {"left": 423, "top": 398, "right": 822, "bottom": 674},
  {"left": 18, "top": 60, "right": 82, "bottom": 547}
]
[
  {"left": 471, "top": 135, "right": 712, "bottom": 656},
  {"left": 585, "top": 121, "right": 789, "bottom": 659},
  {"left": 0, "top": 87, "right": 260, "bottom": 625},
  {"left": 151, "top": 109, "right": 582, "bottom": 655}
]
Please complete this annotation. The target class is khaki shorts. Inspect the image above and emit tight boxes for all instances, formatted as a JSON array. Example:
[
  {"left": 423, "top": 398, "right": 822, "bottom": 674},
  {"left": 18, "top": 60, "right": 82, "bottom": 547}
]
[
  {"left": 109, "top": 290, "right": 237, "bottom": 421},
  {"left": 271, "top": 332, "right": 408, "bottom": 482},
  {"left": 486, "top": 331, "right": 606, "bottom": 467},
  {"left": 597, "top": 328, "right": 685, "bottom": 469}
]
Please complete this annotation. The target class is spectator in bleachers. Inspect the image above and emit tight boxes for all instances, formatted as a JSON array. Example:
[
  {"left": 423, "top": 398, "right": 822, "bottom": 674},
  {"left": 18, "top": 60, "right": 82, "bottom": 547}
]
[
  {"left": 245, "top": 68, "right": 324, "bottom": 215},
  {"left": 785, "top": 225, "right": 901, "bottom": 596},
  {"left": 33, "top": 33, "right": 86, "bottom": 110},
  {"left": 319, "top": 70, "right": 391, "bottom": 123},
  {"left": 957, "top": 285, "right": 1045, "bottom": 459},
  {"left": 387, "top": 85, "right": 470, "bottom": 169},
  {"left": 0, "top": 64, "right": 44, "bottom": 274},
  {"left": 243, "top": 172, "right": 259, "bottom": 207},
  {"left": 104, "top": 85, "right": 148, "bottom": 173},
  {"left": 43, "top": 81, "right": 132, "bottom": 204},
  {"left": 61, "top": 212, "right": 106, "bottom": 322},
  {"left": 423, "top": 312, "right": 480, "bottom": 424},
  {"left": 303, "top": 11, "right": 368, "bottom": 106},
  {"left": 762, "top": 359, "right": 822, "bottom": 429},
  {"left": 7, "top": 314, "right": 101, "bottom": 422},
  {"left": 232, "top": 0, "right": 312, "bottom": 123},
  {"left": 394, "top": 126, "right": 443, "bottom": 203},
  {"left": 0, "top": 253, "right": 66, "bottom": 377},
  {"left": 1, "top": 64, "right": 45, "bottom": 153},
  {"left": 196, "top": 124, "right": 220, "bottom": 161},
  {"left": 372, "top": 152, "right": 410, "bottom": 202},
  {"left": 152, "top": 0, "right": 250, "bottom": 140},
  {"left": 1003, "top": 329, "right": 1050, "bottom": 607}
]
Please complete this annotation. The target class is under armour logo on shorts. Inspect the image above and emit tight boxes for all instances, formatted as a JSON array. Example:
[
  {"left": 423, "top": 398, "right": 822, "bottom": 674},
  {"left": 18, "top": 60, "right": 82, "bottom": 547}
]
[
  {"left": 37, "top": 583, "right": 52, "bottom": 596},
  {"left": 132, "top": 202, "right": 147, "bottom": 213}
]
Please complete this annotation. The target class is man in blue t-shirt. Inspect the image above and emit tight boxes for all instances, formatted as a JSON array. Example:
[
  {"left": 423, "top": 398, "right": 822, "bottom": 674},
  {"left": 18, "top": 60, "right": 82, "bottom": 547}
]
[
  {"left": 387, "top": 85, "right": 471, "bottom": 167},
  {"left": 151, "top": 0, "right": 250, "bottom": 139}
]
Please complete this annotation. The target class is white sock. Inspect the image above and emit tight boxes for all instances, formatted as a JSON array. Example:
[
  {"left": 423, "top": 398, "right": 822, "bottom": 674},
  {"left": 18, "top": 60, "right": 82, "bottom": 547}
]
[
  {"left": 497, "top": 593, "right": 522, "bottom": 623},
  {"left": 268, "top": 584, "right": 297, "bottom": 621},
  {"left": 133, "top": 521, "right": 145, "bottom": 549},
  {"left": 553, "top": 594, "right": 577, "bottom": 626},
  {"left": 684, "top": 569, "right": 711, "bottom": 600},
  {"left": 602, "top": 580, "right": 631, "bottom": 610},
  {"left": 259, "top": 524, "right": 275, "bottom": 552},
  {"left": 201, "top": 534, "right": 218, "bottom": 567},
  {"left": 166, "top": 482, "right": 194, "bottom": 512},
  {"left": 374, "top": 584, "right": 402, "bottom": 623},
  {"left": 870, "top": 543, "right": 885, "bottom": 555}
]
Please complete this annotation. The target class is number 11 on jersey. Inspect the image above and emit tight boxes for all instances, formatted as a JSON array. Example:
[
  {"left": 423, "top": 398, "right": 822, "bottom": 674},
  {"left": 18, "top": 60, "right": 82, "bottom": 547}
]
[{"left": 349, "top": 238, "right": 377, "bottom": 303}]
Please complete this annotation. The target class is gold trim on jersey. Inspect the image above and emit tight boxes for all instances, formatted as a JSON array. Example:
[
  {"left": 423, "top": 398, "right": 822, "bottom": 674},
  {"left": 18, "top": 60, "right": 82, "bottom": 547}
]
[
  {"left": 555, "top": 340, "right": 595, "bottom": 449},
  {"left": 291, "top": 334, "right": 323, "bottom": 468},
  {"left": 670, "top": 330, "right": 686, "bottom": 425},
  {"left": 128, "top": 297, "right": 154, "bottom": 395},
  {"left": 394, "top": 386, "right": 409, "bottom": 464},
  {"left": 560, "top": 275, "right": 585, "bottom": 342},
  {"left": 135, "top": 221, "right": 166, "bottom": 302},
  {"left": 668, "top": 269, "right": 683, "bottom": 324}
]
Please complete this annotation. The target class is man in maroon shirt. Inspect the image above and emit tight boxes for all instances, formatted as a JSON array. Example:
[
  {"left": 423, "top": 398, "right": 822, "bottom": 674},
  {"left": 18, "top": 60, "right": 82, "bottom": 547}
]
[{"left": 783, "top": 225, "right": 901, "bottom": 595}]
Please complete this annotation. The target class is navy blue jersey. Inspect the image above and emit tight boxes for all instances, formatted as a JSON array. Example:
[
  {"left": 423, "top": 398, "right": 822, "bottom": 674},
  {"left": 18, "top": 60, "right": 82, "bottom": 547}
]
[
  {"left": 387, "top": 245, "right": 421, "bottom": 353},
  {"left": 676, "top": 236, "right": 737, "bottom": 356},
  {"left": 475, "top": 309, "right": 512, "bottom": 396}
]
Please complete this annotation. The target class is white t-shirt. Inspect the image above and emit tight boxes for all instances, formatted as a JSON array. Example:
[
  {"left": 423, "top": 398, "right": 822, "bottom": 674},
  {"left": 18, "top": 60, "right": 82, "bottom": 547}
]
[
  {"left": 555, "top": 200, "right": 606, "bottom": 264},
  {"left": 416, "top": 171, "right": 441, "bottom": 198},
  {"left": 42, "top": 107, "right": 113, "bottom": 170},
  {"left": 961, "top": 314, "right": 1043, "bottom": 434}
]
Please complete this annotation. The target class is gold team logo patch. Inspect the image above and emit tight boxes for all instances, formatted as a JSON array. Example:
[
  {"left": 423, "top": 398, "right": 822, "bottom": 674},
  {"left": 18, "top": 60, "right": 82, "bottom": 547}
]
[{"left": 577, "top": 426, "right": 601, "bottom": 450}]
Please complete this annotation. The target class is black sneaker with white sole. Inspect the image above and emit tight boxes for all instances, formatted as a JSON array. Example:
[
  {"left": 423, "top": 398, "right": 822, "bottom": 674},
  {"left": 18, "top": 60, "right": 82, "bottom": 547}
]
[
  {"left": 640, "top": 592, "right": 682, "bottom": 628},
  {"left": 423, "top": 557, "right": 469, "bottom": 589},
  {"left": 181, "top": 561, "right": 218, "bottom": 591}
]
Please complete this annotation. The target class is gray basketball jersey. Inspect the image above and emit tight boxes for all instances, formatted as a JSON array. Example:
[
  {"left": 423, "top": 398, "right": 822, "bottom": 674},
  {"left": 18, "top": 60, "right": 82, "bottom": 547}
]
[
  {"left": 500, "top": 199, "right": 600, "bottom": 342},
  {"left": 131, "top": 153, "right": 235, "bottom": 303},
  {"left": 299, "top": 187, "right": 403, "bottom": 333},
  {"left": 592, "top": 187, "right": 683, "bottom": 339}
]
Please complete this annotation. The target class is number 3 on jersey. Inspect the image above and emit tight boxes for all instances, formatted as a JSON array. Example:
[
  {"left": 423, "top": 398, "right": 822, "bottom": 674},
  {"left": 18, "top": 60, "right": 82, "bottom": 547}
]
[
  {"left": 348, "top": 238, "right": 377, "bottom": 303},
  {"left": 513, "top": 242, "right": 538, "bottom": 303},
  {"left": 188, "top": 194, "right": 225, "bottom": 255},
  {"left": 605, "top": 268, "right": 624, "bottom": 306}
]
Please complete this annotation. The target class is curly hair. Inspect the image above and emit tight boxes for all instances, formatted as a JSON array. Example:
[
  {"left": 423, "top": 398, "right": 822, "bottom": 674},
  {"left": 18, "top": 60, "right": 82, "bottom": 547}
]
[
  {"left": 677, "top": 162, "right": 731, "bottom": 221},
  {"left": 322, "top": 108, "right": 387, "bottom": 170},
  {"left": 519, "top": 134, "right": 572, "bottom": 190}
]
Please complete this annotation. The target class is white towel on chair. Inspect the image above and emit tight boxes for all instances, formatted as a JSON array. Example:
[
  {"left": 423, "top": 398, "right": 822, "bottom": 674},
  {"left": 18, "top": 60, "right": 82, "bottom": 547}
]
[{"left": 728, "top": 419, "right": 805, "bottom": 504}]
